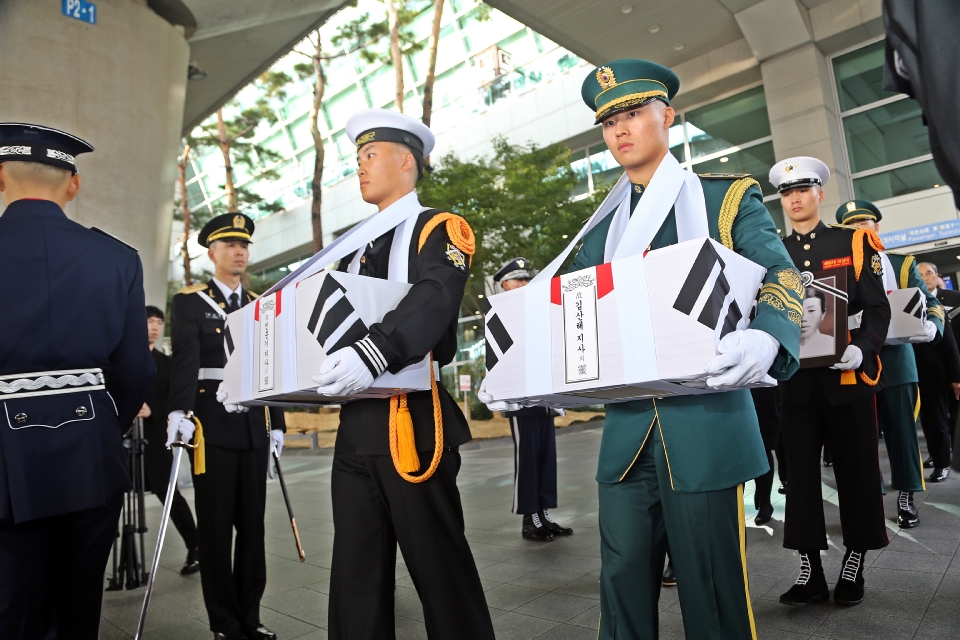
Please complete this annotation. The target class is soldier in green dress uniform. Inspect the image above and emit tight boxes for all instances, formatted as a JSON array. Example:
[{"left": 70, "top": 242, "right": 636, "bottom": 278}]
[
  {"left": 573, "top": 59, "right": 802, "bottom": 640},
  {"left": 836, "top": 199, "right": 944, "bottom": 527}
]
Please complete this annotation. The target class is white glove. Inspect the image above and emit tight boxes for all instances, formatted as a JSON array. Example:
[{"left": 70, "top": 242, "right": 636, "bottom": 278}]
[
  {"left": 216, "top": 383, "right": 249, "bottom": 413},
  {"left": 477, "top": 378, "right": 523, "bottom": 412},
  {"left": 703, "top": 329, "right": 779, "bottom": 390},
  {"left": 830, "top": 344, "right": 863, "bottom": 370},
  {"left": 313, "top": 347, "right": 375, "bottom": 396},
  {"left": 267, "top": 429, "right": 284, "bottom": 479},
  {"left": 906, "top": 320, "right": 938, "bottom": 344},
  {"left": 165, "top": 410, "right": 195, "bottom": 448},
  {"left": 550, "top": 408, "right": 566, "bottom": 417}
]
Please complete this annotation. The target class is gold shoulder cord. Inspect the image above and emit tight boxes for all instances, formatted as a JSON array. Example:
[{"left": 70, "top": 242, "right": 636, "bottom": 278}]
[
  {"left": 841, "top": 229, "right": 885, "bottom": 387},
  {"left": 899, "top": 255, "right": 914, "bottom": 290},
  {"left": 718, "top": 178, "right": 760, "bottom": 250},
  {"left": 388, "top": 213, "right": 476, "bottom": 483}
]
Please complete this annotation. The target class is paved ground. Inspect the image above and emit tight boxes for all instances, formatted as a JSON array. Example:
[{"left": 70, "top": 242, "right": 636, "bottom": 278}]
[{"left": 101, "top": 422, "right": 960, "bottom": 639}]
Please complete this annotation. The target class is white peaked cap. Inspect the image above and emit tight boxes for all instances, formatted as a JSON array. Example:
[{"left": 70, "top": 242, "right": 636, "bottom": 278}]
[{"left": 345, "top": 108, "right": 435, "bottom": 157}]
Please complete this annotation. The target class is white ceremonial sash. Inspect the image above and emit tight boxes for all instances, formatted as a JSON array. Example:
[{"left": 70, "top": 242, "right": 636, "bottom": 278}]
[{"left": 880, "top": 252, "right": 897, "bottom": 291}]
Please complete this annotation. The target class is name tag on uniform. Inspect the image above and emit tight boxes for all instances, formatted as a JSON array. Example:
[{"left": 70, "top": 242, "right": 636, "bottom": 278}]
[
  {"left": 205, "top": 311, "right": 222, "bottom": 320},
  {"left": 822, "top": 256, "right": 852, "bottom": 270}
]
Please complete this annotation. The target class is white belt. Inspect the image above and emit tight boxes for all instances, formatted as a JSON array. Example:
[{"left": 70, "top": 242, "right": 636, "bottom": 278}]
[
  {"left": 0, "top": 368, "right": 105, "bottom": 399},
  {"left": 198, "top": 368, "right": 224, "bottom": 381}
]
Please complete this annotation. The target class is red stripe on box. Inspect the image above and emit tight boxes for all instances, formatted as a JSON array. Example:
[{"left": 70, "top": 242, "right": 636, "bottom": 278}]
[
  {"left": 597, "top": 263, "right": 614, "bottom": 298},
  {"left": 254, "top": 299, "right": 260, "bottom": 321},
  {"left": 551, "top": 276, "right": 561, "bottom": 305},
  {"left": 275, "top": 290, "right": 282, "bottom": 316}
]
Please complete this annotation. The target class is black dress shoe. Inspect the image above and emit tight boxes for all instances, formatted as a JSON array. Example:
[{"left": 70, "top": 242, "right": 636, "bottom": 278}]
[
  {"left": 181, "top": 548, "right": 200, "bottom": 575},
  {"left": 213, "top": 631, "right": 246, "bottom": 640},
  {"left": 243, "top": 625, "right": 277, "bottom": 640},
  {"left": 897, "top": 491, "right": 919, "bottom": 528},
  {"left": 924, "top": 456, "right": 935, "bottom": 469},
  {"left": 522, "top": 514, "right": 555, "bottom": 542},
  {"left": 777, "top": 482, "right": 787, "bottom": 495},
  {"left": 834, "top": 548, "right": 866, "bottom": 606},
  {"left": 930, "top": 467, "right": 950, "bottom": 482},
  {"left": 539, "top": 509, "right": 573, "bottom": 536},
  {"left": 755, "top": 503, "right": 774, "bottom": 525},
  {"left": 662, "top": 560, "right": 676, "bottom": 587},
  {"left": 779, "top": 552, "right": 829, "bottom": 606}
]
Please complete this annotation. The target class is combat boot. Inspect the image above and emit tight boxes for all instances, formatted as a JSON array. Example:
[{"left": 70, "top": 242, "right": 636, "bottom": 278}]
[
  {"left": 897, "top": 491, "right": 919, "bottom": 528},
  {"left": 540, "top": 509, "right": 573, "bottom": 536},
  {"left": 833, "top": 548, "right": 866, "bottom": 606},
  {"left": 522, "top": 513, "right": 554, "bottom": 542},
  {"left": 779, "top": 551, "right": 829, "bottom": 606}
]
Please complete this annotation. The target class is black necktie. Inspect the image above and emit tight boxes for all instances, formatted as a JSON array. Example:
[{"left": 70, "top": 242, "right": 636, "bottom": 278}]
[{"left": 228, "top": 292, "right": 240, "bottom": 313}]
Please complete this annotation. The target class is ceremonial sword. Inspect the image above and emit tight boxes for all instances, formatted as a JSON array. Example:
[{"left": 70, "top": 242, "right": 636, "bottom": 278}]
[
  {"left": 266, "top": 408, "right": 306, "bottom": 562},
  {"left": 134, "top": 435, "right": 195, "bottom": 640}
]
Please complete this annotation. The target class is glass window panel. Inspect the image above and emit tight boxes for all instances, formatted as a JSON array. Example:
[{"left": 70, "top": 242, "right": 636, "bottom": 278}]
[
  {"left": 589, "top": 143, "right": 621, "bottom": 190},
  {"left": 186, "top": 180, "right": 205, "bottom": 208},
  {"left": 669, "top": 122, "right": 685, "bottom": 163},
  {"left": 497, "top": 30, "right": 539, "bottom": 67},
  {"left": 363, "top": 65, "right": 397, "bottom": 108},
  {"left": 569, "top": 149, "right": 590, "bottom": 197},
  {"left": 458, "top": 8, "right": 521, "bottom": 54},
  {"left": 432, "top": 62, "right": 473, "bottom": 107},
  {"left": 322, "top": 53, "right": 360, "bottom": 95},
  {"left": 281, "top": 89, "right": 315, "bottom": 122},
  {"left": 842, "top": 98, "right": 930, "bottom": 173},
  {"left": 685, "top": 86, "right": 770, "bottom": 160},
  {"left": 690, "top": 141, "right": 778, "bottom": 197},
  {"left": 324, "top": 86, "right": 368, "bottom": 130},
  {"left": 409, "top": 25, "right": 463, "bottom": 80},
  {"left": 853, "top": 160, "right": 944, "bottom": 201},
  {"left": 832, "top": 40, "right": 898, "bottom": 112},
  {"left": 258, "top": 130, "right": 291, "bottom": 160},
  {"left": 288, "top": 114, "right": 314, "bottom": 151}
]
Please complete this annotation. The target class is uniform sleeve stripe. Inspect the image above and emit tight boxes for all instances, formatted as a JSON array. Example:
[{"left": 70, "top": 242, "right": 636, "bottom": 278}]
[{"left": 354, "top": 337, "right": 387, "bottom": 376}]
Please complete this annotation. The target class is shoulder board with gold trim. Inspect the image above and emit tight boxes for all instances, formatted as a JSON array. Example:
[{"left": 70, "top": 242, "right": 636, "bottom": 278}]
[
  {"left": 178, "top": 283, "right": 207, "bottom": 294},
  {"left": 828, "top": 223, "right": 858, "bottom": 232},
  {"left": 698, "top": 173, "right": 751, "bottom": 180},
  {"left": 90, "top": 227, "right": 138, "bottom": 251},
  {"left": 246, "top": 291, "right": 260, "bottom": 300}
]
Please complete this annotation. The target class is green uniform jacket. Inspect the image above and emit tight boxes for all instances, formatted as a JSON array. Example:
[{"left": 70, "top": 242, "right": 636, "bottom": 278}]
[
  {"left": 881, "top": 253, "right": 944, "bottom": 387},
  {"left": 571, "top": 176, "right": 802, "bottom": 492}
]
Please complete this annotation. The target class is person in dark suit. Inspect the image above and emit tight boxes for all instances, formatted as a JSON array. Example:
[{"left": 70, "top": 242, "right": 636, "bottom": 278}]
[
  {"left": 167, "top": 213, "right": 286, "bottom": 640},
  {"left": 138, "top": 305, "right": 199, "bottom": 574},
  {"left": 493, "top": 258, "right": 574, "bottom": 543},
  {"left": 0, "top": 123, "right": 154, "bottom": 640},
  {"left": 750, "top": 386, "right": 781, "bottom": 525}
]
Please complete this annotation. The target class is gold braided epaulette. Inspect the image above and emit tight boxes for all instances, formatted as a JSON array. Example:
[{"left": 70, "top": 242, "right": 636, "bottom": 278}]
[
  {"left": 829, "top": 223, "right": 859, "bottom": 231},
  {"left": 179, "top": 283, "right": 207, "bottom": 294},
  {"left": 699, "top": 173, "right": 751, "bottom": 180},
  {"left": 717, "top": 177, "right": 760, "bottom": 250}
]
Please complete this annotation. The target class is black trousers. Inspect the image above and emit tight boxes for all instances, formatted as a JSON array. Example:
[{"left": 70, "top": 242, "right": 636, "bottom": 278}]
[
  {"left": 191, "top": 444, "right": 268, "bottom": 633},
  {"left": 509, "top": 414, "right": 558, "bottom": 515},
  {"left": 0, "top": 493, "right": 123, "bottom": 640},
  {"left": 781, "top": 393, "right": 888, "bottom": 551},
  {"left": 919, "top": 382, "right": 953, "bottom": 469},
  {"left": 751, "top": 387, "right": 780, "bottom": 511},
  {"left": 144, "top": 440, "right": 197, "bottom": 552},
  {"left": 328, "top": 450, "right": 494, "bottom": 640}
]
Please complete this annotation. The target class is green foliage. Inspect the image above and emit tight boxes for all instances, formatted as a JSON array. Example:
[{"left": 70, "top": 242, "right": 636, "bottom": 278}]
[{"left": 418, "top": 137, "right": 613, "bottom": 303}]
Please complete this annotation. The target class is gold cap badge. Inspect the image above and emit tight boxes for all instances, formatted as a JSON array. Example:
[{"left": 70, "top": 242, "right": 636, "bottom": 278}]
[
  {"left": 233, "top": 215, "right": 245, "bottom": 229},
  {"left": 596, "top": 67, "right": 617, "bottom": 91},
  {"left": 784, "top": 163, "right": 795, "bottom": 173},
  {"left": 846, "top": 201, "right": 857, "bottom": 212},
  {"left": 356, "top": 131, "right": 376, "bottom": 148}
]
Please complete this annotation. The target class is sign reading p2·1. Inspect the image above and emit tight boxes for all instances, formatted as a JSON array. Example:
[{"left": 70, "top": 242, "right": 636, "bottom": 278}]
[{"left": 63, "top": 0, "right": 97, "bottom": 25}]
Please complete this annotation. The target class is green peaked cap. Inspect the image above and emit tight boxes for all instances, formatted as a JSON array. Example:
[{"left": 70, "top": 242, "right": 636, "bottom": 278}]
[
  {"left": 835, "top": 199, "right": 882, "bottom": 225},
  {"left": 581, "top": 59, "right": 680, "bottom": 124}
]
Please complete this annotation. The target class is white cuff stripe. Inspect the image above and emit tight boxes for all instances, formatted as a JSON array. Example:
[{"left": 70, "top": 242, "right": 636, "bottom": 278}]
[{"left": 356, "top": 338, "right": 387, "bottom": 375}]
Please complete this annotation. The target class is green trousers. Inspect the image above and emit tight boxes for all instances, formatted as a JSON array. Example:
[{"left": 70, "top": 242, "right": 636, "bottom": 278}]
[
  {"left": 877, "top": 383, "right": 925, "bottom": 493},
  {"left": 598, "top": 427, "right": 756, "bottom": 640}
]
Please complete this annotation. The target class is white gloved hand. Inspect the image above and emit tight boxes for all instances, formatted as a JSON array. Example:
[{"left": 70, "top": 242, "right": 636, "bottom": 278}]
[
  {"left": 830, "top": 344, "right": 863, "bottom": 370},
  {"left": 550, "top": 408, "right": 566, "bottom": 418},
  {"left": 267, "top": 429, "right": 284, "bottom": 479},
  {"left": 703, "top": 329, "right": 780, "bottom": 390},
  {"left": 477, "top": 377, "right": 522, "bottom": 412},
  {"left": 165, "top": 410, "right": 195, "bottom": 448},
  {"left": 906, "top": 320, "right": 938, "bottom": 344},
  {"left": 313, "top": 348, "right": 375, "bottom": 396},
  {"left": 216, "top": 382, "right": 249, "bottom": 413}
]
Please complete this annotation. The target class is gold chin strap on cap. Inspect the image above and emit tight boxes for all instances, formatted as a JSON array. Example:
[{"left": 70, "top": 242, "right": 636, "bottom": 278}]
[
  {"left": 185, "top": 411, "right": 206, "bottom": 474},
  {"left": 388, "top": 212, "right": 476, "bottom": 482}
]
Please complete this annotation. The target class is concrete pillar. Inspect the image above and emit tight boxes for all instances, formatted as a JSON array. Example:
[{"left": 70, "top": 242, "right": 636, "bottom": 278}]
[
  {"left": 761, "top": 43, "right": 851, "bottom": 228},
  {"left": 0, "top": 0, "right": 190, "bottom": 306}
]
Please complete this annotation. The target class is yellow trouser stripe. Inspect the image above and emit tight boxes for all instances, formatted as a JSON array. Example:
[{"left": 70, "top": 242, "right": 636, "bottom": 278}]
[
  {"left": 915, "top": 384, "right": 926, "bottom": 491},
  {"left": 737, "top": 484, "right": 758, "bottom": 640}
]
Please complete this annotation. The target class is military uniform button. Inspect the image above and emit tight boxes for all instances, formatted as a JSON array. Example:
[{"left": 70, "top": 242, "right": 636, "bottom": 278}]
[
  {"left": 811, "top": 233, "right": 816, "bottom": 239},
  {"left": 14, "top": 413, "right": 27, "bottom": 424},
  {"left": 75, "top": 406, "right": 87, "bottom": 417},
  {"left": 216, "top": 328, "right": 221, "bottom": 333},
  {"left": 804, "top": 244, "right": 811, "bottom": 250},
  {"left": 804, "top": 260, "right": 811, "bottom": 267}
]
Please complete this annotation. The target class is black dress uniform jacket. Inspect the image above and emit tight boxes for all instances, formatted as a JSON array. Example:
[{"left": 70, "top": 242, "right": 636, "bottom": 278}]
[
  {"left": 0, "top": 200, "right": 154, "bottom": 523},
  {"left": 336, "top": 208, "right": 472, "bottom": 455},
  {"left": 169, "top": 282, "right": 285, "bottom": 447},
  {"left": 783, "top": 222, "right": 890, "bottom": 406}
]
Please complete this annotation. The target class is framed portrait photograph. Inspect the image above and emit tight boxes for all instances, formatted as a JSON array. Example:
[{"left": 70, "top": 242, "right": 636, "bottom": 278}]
[{"left": 799, "top": 269, "right": 848, "bottom": 369}]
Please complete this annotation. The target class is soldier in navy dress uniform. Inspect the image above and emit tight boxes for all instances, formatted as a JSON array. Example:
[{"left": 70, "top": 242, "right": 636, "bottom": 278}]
[
  {"left": 0, "top": 123, "right": 155, "bottom": 639},
  {"left": 305, "top": 109, "right": 494, "bottom": 639},
  {"left": 493, "top": 258, "right": 575, "bottom": 542},
  {"left": 167, "top": 213, "right": 286, "bottom": 640},
  {"left": 772, "top": 157, "right": 890, "bottom": 607}
]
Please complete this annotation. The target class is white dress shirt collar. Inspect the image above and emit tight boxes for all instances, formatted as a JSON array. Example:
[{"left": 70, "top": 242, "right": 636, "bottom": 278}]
[{"left": 212, "top": 277, "right": 242, "bottom": 304}]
